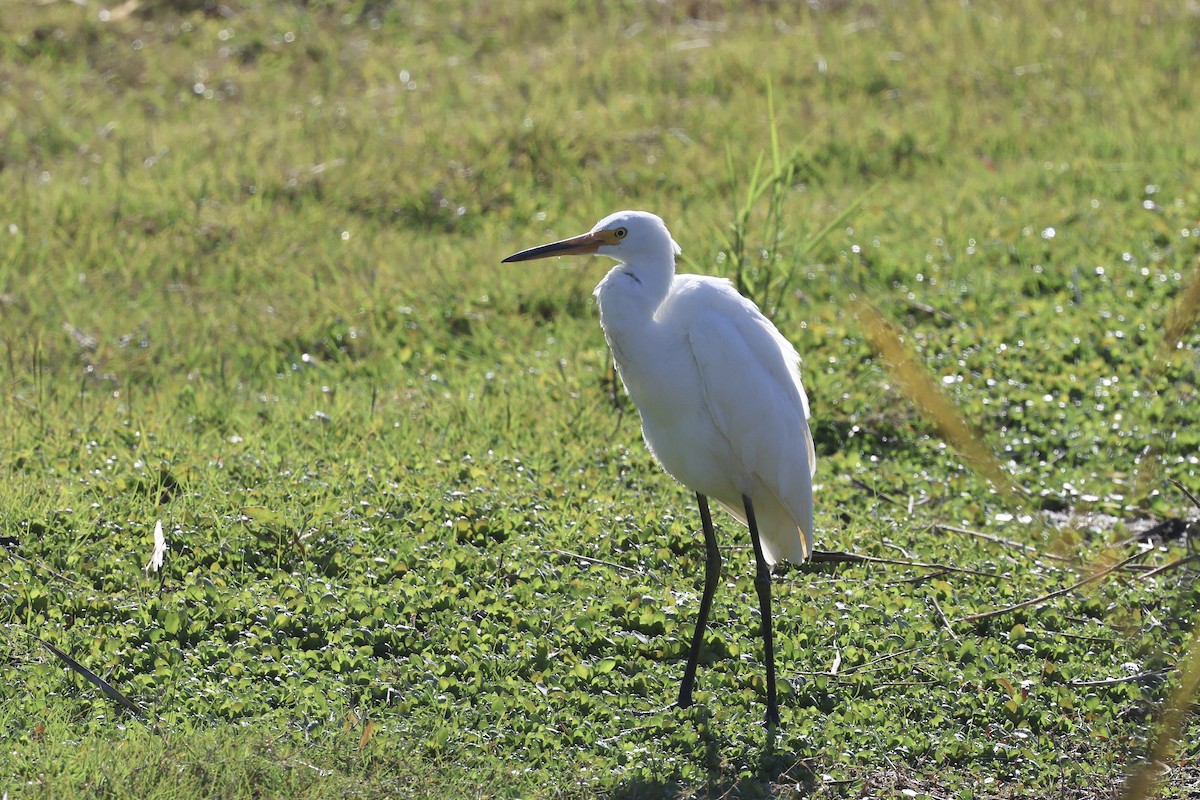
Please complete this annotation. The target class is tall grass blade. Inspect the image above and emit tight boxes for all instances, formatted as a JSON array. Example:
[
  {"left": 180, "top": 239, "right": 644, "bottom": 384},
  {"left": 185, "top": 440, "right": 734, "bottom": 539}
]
[
  {"left": 1120, "top": 621, "right": 1200, "bottom": 799},
  {"left": 769, "top": 181, "right": 882, "bottom": 317},
  {"left": 34, "top": 636, "right": 142, "bottom": 718},
  {"left": 1115, "top": 262, "right": 1200, "bottom": 800},
  {"left": 1131, "top": 258, "right": 1200, "bottom": 503},
  {"left": 854, "top": 298, "right": 1017, "bottom": 498},
  {"left": 718, "top": 86, "right": 873, "bottom": 320},
  {"left": 1157, "top": 259, "right": 1200, "bottom": 363}
]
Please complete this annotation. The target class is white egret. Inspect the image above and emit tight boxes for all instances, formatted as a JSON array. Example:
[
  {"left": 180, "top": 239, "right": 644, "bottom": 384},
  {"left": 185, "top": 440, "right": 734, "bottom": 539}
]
[{"left": 503, "top": 210, "right": 815, "bottom": 725}]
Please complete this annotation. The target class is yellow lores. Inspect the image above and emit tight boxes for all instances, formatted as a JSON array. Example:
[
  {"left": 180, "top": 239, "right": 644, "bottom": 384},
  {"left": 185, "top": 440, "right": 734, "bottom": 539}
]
[{"left": 504, "top": 210, "right": 815, "bottom": 726}]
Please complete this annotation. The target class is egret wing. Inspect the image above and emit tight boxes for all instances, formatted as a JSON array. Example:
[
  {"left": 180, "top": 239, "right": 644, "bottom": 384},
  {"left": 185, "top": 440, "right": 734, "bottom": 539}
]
[{"left": 684, "top": 288, "right": 815, "bottom": 562}]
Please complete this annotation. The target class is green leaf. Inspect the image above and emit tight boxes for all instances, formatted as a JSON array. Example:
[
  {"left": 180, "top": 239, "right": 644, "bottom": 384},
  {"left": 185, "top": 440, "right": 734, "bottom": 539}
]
[{"left": 242, "top": 506, "right": 286, "bottom": 526}]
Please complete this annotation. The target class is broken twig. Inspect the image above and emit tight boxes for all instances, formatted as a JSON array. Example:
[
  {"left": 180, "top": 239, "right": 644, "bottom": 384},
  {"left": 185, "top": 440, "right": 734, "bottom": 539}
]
[
  {"left": 551, "top": 548, "right": 661, "bottom": 583},
  {"left": 957, "top": 550, "right": 1144, "bottom": 624}
]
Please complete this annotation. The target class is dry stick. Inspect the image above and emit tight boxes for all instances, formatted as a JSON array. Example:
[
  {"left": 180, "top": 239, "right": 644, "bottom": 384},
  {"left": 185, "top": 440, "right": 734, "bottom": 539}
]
[
  {"left": 1169, "top": 476, "right": 1200, "bottom": 556},
  {"left": 850, "top": 478, "right": 908, "bottom": 510},
  {"left": 810, "top": 548, "right": 1000, "bottom": 580},
  {"left": 957, "top": 550, "right": 1146, "bottom": 625},
  {"left": 892, "top": 568, "right": 949, "bottom": 586},
  {"left": 933, "top": 522, "right": 1061, "bottom": 559},
  {"left": 1169, "top": 477, "right": 1200, "bottom": 511},
  {"left": 929, "top": 594, "right": 960, "bottom": 642},
  {"left": 6, "top": 551, "right": 83, "bottom": 587},
  {"left": 936, "top": 522, "right": 1035, "bottom": 551},
  {"left": 867, "top": 680, "right": 938, "bottom": 690},
  {"left": 1095, "top": 528, "right": 1193, "bottom": 575},
  {"left": 1067, "top": 669, "right": 1172, "bottom": 688},
  {"left": 1136, "top": 552, "right": 1200, "bottom": 581},
  {"left": 796, "top": 644, "right": 935, "bottom": 679},
  {"left": 904, "top": 296, "right": 957, "bottom": 323},
  {"left": 551, "top": 548, "right": 661, "bottom": 583},
  {"left": 1109, "top": 526, "right": 1186, "bottom": 552}
]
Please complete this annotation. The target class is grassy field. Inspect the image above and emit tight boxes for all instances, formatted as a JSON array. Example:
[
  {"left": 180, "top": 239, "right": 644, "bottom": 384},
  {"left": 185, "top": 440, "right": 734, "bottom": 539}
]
[{"left": 3, "top": 0, "right": 1200, "bottom": 797}]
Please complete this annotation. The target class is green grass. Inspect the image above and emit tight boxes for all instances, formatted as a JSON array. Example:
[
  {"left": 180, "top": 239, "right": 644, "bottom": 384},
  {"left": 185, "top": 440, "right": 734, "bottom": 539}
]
[{"left": 2, "top": 0, "right": 1200, "bottom": 797}]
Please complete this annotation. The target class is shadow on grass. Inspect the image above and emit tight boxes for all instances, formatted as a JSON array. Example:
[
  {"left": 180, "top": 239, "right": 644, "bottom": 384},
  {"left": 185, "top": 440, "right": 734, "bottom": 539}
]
[{"left": 607, "top": 721, "right": 816, "bottom": 800}]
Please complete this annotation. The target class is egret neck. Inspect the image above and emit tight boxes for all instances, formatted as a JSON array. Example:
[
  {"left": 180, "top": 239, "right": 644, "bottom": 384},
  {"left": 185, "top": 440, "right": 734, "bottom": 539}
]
[{"left": 593, "top": 227, "right": 678, "bottom": 366}]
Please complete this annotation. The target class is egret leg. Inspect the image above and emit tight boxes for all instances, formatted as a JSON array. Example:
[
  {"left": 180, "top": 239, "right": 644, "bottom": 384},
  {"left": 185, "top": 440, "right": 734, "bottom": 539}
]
[
  {"left": 743, "top": 494, "right": 780, "bottom": 726},
  {"left": 678, "top": 492, "right": 721, "bottom": 709}
]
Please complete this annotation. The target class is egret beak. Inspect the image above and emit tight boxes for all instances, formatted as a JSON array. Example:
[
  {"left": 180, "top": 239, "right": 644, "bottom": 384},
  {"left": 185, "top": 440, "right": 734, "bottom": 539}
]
[{"left": 502, "top": 229, "right": 615, "bottom": 263}]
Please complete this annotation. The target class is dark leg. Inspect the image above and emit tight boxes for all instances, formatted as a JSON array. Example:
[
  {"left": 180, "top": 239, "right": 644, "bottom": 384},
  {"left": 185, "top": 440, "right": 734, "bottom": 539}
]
[
  {"left": 678, "top": 492, "right": 721, "bottom": 709},
  {"left": 743, "top": 494, "right": 780, "bottom": 726}
]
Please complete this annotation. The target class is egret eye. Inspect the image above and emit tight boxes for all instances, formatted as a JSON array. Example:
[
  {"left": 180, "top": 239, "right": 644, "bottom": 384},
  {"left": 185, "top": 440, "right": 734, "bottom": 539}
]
[{"left": 615, "top": 227, "right": 627, "bottom": 239}]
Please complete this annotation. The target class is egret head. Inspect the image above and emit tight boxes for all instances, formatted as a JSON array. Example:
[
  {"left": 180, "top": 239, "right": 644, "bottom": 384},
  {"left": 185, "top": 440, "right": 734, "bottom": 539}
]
[{"left": 502, "top": 210, "right": 681, "bottom": 266}]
